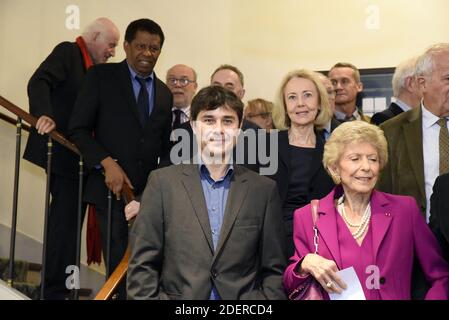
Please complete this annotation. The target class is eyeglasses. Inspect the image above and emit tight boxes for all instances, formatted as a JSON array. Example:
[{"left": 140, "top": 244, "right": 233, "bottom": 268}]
[{"left": 167, "top": 78, "right": 196, "bottom": 87}]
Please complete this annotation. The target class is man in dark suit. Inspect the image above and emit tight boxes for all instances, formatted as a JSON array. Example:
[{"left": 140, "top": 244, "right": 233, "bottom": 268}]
[
  {"left": 371, "top": 57, "right": 421, "bottom": 125},
  {"left": 168, "top": 64, "right": 263, "bottom": 173},
  {"left": 68, "top": 19, "right": 172, "bottom": 297},
  {"left": 127, "top": 85, "right": 286, "bottom": 300},
  {"left": 22, "top": 17, "right": 119, "bottom": 299},
  {"left": 165, "top": 64, "right": 198, "bottom": 131},
  {"left": 328, "top": 62, "right": 371, "bottom": 122},
  {"left": 378, "top": 43, "right": 449, "bottom": 299},
  {"left": 430, "top": 173, "right": 449, "bottom": 262}
]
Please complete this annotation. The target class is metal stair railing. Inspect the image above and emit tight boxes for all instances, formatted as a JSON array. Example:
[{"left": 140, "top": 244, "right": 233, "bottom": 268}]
[{"left": 0, "top": 95, "right": 133, "bottom": 300}]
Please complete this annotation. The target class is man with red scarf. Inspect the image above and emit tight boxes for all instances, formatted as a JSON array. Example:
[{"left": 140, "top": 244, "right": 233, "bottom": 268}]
[{"left": 23, "top": 17, "right": 120, "bottom": 299}]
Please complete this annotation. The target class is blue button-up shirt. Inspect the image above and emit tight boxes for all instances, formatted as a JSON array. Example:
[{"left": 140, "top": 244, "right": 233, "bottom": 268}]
[
  {"left": 199, "top": 163, "right": 233, "bottom": 300},
  {"left": 127, "top": 63, "right": 155, "bottom": 117}
]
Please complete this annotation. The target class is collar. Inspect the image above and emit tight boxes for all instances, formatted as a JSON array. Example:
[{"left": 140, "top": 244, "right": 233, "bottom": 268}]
[
  {"left": 199, "top": 162, "right": 234, "bottom": 183},
  {"left": 421, "top": 102, "right": 443, "bottom": 129},
  {"left": 394, "top": 99, "right": 412, "bottom": 112},
  {"left": 75, "top": 36, "right": 93, "bottom": 70},
  {"left": 334, "top": 108, "right": 361, "bottom": 121},
  {"left": 172, "top": 106, "right": 191, "bottom": 118}
]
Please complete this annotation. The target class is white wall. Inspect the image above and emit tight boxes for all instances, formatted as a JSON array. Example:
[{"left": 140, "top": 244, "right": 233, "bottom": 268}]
[{"left": 1, "top": 0, "right": 449, "bottom": 260}]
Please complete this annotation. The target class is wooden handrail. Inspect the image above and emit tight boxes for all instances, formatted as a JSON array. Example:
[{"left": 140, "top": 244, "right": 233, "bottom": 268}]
[
  {"left": 0, "top": 95, "right": 79, "bottom": 154},
  {"left": 0, "top": 94, "right": 134, "bottom": 299},
  {"left": 0, "top": 111, "right": 31, "bottom": 131},
  {"left": 94, "top": 247, "right": 130, "bottom": 300}
]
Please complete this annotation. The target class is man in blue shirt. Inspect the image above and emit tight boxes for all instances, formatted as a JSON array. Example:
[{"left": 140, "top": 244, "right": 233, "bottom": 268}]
[
  {"left": 127, "top": 85, "right": 287, "bottom": 299},
  {"left": 69, "top": 19, "right": 173, "bottom": 299}
]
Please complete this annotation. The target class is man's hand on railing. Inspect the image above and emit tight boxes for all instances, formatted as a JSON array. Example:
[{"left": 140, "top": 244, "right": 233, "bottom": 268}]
[
  {"left": 101, "top": 156, "right": 134, "bottom": 200},
  {"left": 124, "top": 200, "right": 140, "bottom": 221},
  {"left": 35, "top": 115, "right": 56, "bottom": 135}
]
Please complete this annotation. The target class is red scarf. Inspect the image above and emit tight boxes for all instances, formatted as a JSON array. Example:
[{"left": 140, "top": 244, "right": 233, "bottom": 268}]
[
  {"left": 76, "top": 36, "right": 101, "bottom": 265},
  {"left": 76, "top": 36, "right": 93, "bottom": 70}
]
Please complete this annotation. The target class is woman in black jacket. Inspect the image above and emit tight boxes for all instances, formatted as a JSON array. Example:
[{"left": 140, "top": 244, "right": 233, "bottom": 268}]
[{"left": 270, "top": 69, "right": 335, "bottom": 257}]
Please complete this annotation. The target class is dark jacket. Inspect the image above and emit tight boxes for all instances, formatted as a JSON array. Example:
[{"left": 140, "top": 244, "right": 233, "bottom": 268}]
[
  {"left": 68, "top": 60, "right": 173, "bottom": 206},
  {"left": 371, "top": 102, "right": 404, "bottom": 126},
  {"left": 127, "top": 164, "right": 287, "bottom": 299},
  {"left": 23, "top": 41, "right": 86, "bottom": 177}
]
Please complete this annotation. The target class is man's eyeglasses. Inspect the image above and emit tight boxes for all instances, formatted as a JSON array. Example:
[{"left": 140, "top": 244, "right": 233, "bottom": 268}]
[{"left": 167, "top": 78, "right": 196, "bottom": 87}]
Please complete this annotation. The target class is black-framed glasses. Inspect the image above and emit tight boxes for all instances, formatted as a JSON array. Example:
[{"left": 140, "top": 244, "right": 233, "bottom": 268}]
[{"left": 167, "top": 78, "right": 196, "bottom": 87}]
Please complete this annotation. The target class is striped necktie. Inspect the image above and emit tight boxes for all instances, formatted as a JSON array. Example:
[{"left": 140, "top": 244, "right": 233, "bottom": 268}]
[{"left": 437, "top": 118, "right": 449, "bottom": 174}]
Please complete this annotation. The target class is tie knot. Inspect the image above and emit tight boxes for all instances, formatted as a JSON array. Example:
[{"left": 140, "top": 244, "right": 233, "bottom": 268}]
[
  {"left": 173, "top": 109, "right": 182, "bottom": 116},
  {"left": 437, "top": 118, "right": 448, "bottom": 128},
  {"left": 136, "top": 76, "right": 150, "bottom": 86}
]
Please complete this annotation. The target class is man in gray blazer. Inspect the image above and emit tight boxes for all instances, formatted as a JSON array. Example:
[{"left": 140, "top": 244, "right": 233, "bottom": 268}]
[{"left": 127, "top": 85, "right": 287, "bottom": 300}]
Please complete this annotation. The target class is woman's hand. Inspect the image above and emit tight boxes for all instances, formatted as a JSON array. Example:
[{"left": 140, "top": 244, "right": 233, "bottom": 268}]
[
  {"left": 124, "top": 200, "right": 140, "bottom": 221},
  {"left": 300, "top": 253, "right": 347, "bottom": 294}
]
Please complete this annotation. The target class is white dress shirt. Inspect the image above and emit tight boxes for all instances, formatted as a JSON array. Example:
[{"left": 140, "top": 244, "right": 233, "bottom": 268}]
[
  {"left": 394, "top": 99, "right": 412, "bottom": 112},
  {"left": 422, "top": 103, "right": 449, "bottom": 222},
  {"left": 172, "top": 106, "right": 191, "bottom": 125}
]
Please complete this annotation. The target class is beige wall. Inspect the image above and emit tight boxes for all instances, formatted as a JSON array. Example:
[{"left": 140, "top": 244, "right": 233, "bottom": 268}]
[{"left": 1, "top": 0, "right": 449, "bottom": 256}]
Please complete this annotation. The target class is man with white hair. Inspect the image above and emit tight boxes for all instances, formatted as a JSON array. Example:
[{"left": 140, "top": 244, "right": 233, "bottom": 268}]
[
  {"left": 378, "top": 43, "right": 449, "bottom": 299},
  {"left": 371, "top": 57, "right": 421, "bottom": 125},
  {"left": 23, "top": 17, "right": 120, "bottom": 299}
]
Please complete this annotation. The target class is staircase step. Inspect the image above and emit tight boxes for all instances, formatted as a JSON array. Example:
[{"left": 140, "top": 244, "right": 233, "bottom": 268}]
[{"left": 1, "top": 258, "right": 93, "bottom": 299}]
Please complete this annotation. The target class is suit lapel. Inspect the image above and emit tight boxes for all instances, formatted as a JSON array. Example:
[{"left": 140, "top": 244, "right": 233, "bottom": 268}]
[
  {"left": 308, "top": 134, "right": 325, "bottom": 182},
  {"left": 180, "top": 165, "right": 214, "bottom": 254},
  {"left": 213, "top": 166, "right": 249, "bottom": 263},
  {"left": 403, "top": 108, "right": 425, "bottom": 200},
  {"left": 317, "top": 190, "right": 394, "bottom": 269},
  {"left": 278, "top": 130, "right": 290, "bottom": 173},
  {"left": 118, "top": 60, "right": 142, "bottom": 127},
  {"left": 369, "top": 191, "right": 393, "bottom": 262},
  {"left": 330, "top": 118, "right": 341, "bottom": 132},
  {"left": 315, "top": 191, "right": 343, "bottom": 269},
  {"left": 390, "top": 102, "right": 403, "bottom": 116}
]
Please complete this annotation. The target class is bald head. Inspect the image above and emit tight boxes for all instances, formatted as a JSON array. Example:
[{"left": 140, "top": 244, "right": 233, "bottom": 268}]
[
  {"left": 166, "top": 64, "right": 198, "bottom": 109},
  {"left": 82, "top": 17, "right": 120, "bottom": 64},
  {"left": 210, "top": 65, "right": 245, "bottom": 99}
]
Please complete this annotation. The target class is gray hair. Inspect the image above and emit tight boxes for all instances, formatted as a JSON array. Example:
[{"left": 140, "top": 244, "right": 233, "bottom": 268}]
[
  {"left": 211, "top": 64, "right": 245, "bottom": 87},
  {"left": 81, "top": 17, "right": 118, "bottom": 42},
  {"left": 323, "top": 121, "right": 388, "bottom": 182},
  {"left": 415, "top": 43, "right": 449, "bottom": 78},
  {"left": 166, "top": 64, "right": 198, "bottom": 82},
  {"left": 392, "top": 57, "right": 418, "bottom": 97}
]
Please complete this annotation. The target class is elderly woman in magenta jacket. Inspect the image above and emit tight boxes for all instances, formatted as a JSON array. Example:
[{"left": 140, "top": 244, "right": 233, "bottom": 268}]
[{"left": 284, "top": 121, "right": 449, "bottom": 300}]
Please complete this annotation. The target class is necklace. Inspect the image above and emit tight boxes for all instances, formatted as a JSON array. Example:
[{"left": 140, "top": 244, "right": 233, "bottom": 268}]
[{"left": 337, "top": 195, "right": 371, "bottom": 240}]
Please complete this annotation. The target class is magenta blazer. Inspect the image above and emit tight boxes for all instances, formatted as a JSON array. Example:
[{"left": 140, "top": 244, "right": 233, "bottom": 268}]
[{"left": 283, "top": 187, "right": 449, "bottom": 300}]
